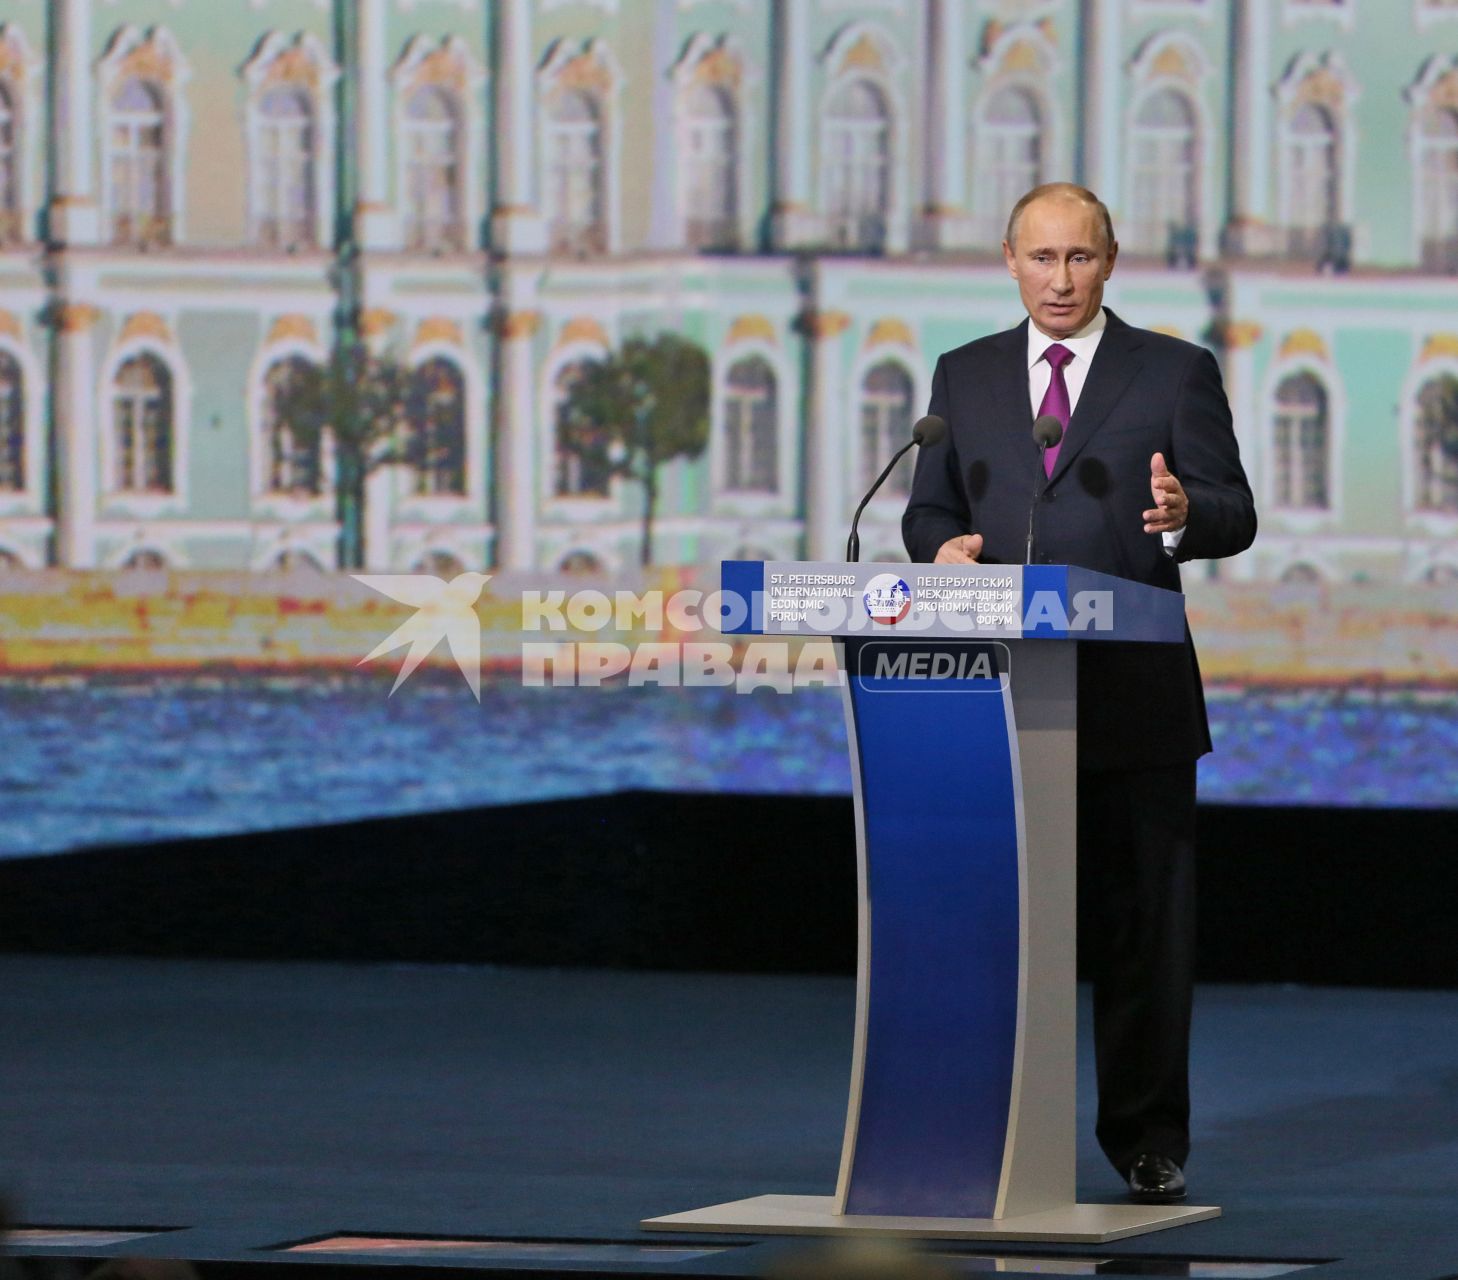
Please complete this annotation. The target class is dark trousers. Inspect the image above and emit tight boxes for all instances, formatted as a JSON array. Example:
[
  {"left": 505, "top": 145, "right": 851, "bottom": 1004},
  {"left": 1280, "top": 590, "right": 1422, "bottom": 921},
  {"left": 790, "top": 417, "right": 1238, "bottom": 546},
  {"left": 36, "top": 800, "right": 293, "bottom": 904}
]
[{"left": 1076, "top": 762, "right": 1198, "bottom": 1175}]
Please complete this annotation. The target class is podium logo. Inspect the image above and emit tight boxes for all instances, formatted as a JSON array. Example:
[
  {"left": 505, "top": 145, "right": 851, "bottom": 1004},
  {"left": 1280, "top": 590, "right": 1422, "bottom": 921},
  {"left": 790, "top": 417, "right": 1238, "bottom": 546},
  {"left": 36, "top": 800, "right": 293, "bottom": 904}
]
[
  {"left": 353, "top": 572, "right": 491, "bottom": 699},
  {"left": 863, "top": 574, "right": 913, "bottom": 625}
]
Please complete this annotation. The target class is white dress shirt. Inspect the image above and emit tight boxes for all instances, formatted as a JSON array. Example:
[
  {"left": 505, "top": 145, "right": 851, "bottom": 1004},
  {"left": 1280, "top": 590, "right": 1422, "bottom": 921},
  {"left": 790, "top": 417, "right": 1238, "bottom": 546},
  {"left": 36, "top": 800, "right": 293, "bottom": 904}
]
[
  {"left": 1025, "top": 307, "right": 1107, "bottom": 419},
  {"left": 1024, "top": 307, "right": 1183, "bottom": 552}
]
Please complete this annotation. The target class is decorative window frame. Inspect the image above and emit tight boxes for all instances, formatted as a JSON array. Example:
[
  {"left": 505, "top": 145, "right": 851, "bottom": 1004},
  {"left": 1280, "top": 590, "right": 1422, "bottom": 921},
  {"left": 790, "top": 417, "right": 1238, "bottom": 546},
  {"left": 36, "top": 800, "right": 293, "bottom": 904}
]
[
  {"left": 391, "top": 34, "right": 486, "bottom": 254},
  {"left": 98, "top": 318, "right": 191, "bottom": 516},
  {"left": 711, "top": 337, "right": 793, "bottom": 510},
  {"left": 1404, "top": 55, "right": 1458, "bottom": 265},
  {"left": 848, "top": 338, "right": 925, "bottom": 511},
  {"left": 1417, "top": 0, "right": 1458, "bottom": 32},
  {"left": 1281, "top": 0, "right": 1356, "bottom": 31},
  {"left": 816, "top": 21, "right": 909, "bottom": 253},
  {"left": 96, "top": 25, "right": 192, "bottom": 247},
  {"left": 670, "top": 33, "right": 758, "bottom": 252},
  {"left": 0, "top": 325, "right": 42, "bottom": 511},
  {"left": 0, "top": 24, "right": 42, "bottom": 246},
  {"left": 1273, "top": 51, "right": 1359, "bottom": 237},
  {"left": 1130, "top": 0, "right": 1213, "bottom": 19},
  {"left": 103, "top": 538, "right": 188, "bottom": 571},
  {"left": 537, "top": 38, "right": 623, "bottom": 256},
  {"left": 247, "top": 322, "right": 334, "bottom": 519},
  {"left": 1400, "top": 346, "right": 1458, "bottom": 535},
  {"left": 540, "top": 326, "right": 615, "bottom": 515},
  {"left": 1260, "top": 342, "right": 1345, "bottom": 528},
  {"left": 398, "top": 334, "right": 485, "bottom": 516},
  {"left": 1123, "top": 32, "right": 1216, "bottom": 257},
  {"left": 972, "top": 24, "right": 1063, "bottom": 244},
  {"left": 393, "top": 536, "right": 481, "bottom": 577},
  {"left": 240, "top": 30, "right": 340, "bottom": 251}
]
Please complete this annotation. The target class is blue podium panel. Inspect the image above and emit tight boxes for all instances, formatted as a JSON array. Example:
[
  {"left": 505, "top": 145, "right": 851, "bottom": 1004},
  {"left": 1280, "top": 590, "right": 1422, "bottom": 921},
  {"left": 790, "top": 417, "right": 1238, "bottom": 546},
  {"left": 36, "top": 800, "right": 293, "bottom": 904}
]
[{"left": 841, "top": 639, "right": 1022, "bottom": 1218}]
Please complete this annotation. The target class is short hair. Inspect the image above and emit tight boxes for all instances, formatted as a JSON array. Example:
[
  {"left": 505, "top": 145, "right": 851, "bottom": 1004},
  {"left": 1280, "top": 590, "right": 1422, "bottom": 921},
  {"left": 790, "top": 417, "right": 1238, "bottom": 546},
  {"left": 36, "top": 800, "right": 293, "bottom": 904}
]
[{"left": 1005, "top": 183, "right": 1117, "bottom": 253}]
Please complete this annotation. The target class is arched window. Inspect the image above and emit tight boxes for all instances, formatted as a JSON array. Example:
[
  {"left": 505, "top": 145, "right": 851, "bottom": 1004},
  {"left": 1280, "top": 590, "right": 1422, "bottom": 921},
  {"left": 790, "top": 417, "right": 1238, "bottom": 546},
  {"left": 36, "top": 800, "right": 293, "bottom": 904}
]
[
  {"left": 403, "top": 86, "right": 463, "bottom": 252},
  {"left": 546, "top": 90, "right": 605, "bottom": 254},
  {"left": 110, "top": 78, "right": 170, "bottom": 246},
  {"left": 682, "top": 84, "right": 738, "bottom": 250},
  {"left": 273, "top": 548, "right": 324, "bottom": 572},
  {"left": 409, "top": 358, "right": 466, "bottom": 495},
  {"left": 263, "top": 356, "right": 322, "bottom": 495},
  {"left": 558, "top": 549, "right": 603, "bottom": 574},
  {"left": 552, "top": 360, "right": 611, "bottom": 497},
  {"left": 414, "top": 549, "right": 465, "bottom": 577},
  {"left": 723, "top": 356, "right": 777, "bottom": 493},
  {"left": 1272, "top": 372, "right": 1329, "bottom": 510},
  {"left": 1418, "top": 104, "right": 1458, "bottom": 272},
  {"left": 824, "top": 79, "right": 890, "bottom": 252},
  {"left": 113, "top": 355, "right": 173, "bottom": 493},
  {"left": 980, "top": 86, "right": 1043, "bottom": 242},
  {"left": 123, "top": 548, "right": 168, "bottom": 570},
  {"left": 0, "top": 350, "right": 21, "bottom": 490},
  {"left": 255, "top": 86, "right": 315, "bottom": 249},
  {"left": 860, "top": 361, "right": 913, "bottom": 493},
  {"left": 0, "top": 81, "right": 17, "bottom": 243},
  {"left": 1287, "top": 103, "right": 1338, "bottom": 254},
  {"left": 1128, "top": 88, "right": 1198, "bottom": 255},
  {"left": 1415, "top": 374, "right": 1458, "bottom": 513},
  {"left": 1280, "top": 562, "right": 1322, "bottom": 585}
]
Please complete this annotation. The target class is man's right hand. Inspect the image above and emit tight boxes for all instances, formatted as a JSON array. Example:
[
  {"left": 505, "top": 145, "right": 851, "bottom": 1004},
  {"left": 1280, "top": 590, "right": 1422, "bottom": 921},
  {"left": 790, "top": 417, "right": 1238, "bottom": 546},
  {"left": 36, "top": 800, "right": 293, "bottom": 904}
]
[{"left": 934, "top": 534, "right": 984, "bottom": 564}]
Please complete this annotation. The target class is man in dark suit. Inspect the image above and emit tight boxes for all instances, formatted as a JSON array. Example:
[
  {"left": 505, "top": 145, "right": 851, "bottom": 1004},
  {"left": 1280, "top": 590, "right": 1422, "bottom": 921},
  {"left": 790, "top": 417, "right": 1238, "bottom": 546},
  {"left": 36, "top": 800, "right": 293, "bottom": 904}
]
[{"left": 902, "top": 183, "right": 1256, "bottom": 1204}]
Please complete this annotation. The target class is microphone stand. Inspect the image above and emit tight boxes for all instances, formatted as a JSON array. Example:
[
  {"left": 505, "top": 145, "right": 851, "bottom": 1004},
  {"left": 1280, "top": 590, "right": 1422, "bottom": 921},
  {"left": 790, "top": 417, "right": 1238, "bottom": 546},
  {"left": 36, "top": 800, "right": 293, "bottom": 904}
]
[
  {"left": 847, "top": 440, "right": 918, "bottom": 564},
  {"left": 1025, "top": 448, "right": 1052, "bottom": 565}
]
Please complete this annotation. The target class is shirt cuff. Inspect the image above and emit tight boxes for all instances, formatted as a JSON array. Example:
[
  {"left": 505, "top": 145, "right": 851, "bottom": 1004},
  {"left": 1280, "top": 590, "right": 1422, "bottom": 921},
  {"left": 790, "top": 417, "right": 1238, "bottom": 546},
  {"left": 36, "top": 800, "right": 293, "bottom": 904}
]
[{"left": 1162, "top": 527, "right": 1187, "bottom": 557}]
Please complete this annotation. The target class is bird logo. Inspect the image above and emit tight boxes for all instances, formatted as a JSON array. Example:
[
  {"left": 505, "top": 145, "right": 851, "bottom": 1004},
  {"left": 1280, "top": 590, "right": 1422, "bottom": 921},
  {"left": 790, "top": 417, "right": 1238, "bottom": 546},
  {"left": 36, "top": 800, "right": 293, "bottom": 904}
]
[{"left": 353, "top": 572, "right": 492, "bottom": 699}]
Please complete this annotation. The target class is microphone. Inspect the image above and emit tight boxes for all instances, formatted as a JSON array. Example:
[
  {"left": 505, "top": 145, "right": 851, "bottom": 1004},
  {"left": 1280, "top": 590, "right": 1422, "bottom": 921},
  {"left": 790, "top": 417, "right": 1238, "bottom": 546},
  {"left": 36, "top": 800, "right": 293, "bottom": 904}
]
[
  {"left": 847, "top": 414, "right": 947, "bottom": 563},
  {"left": 1025, "top": 414, "right": 1064, "bottom": 565}
]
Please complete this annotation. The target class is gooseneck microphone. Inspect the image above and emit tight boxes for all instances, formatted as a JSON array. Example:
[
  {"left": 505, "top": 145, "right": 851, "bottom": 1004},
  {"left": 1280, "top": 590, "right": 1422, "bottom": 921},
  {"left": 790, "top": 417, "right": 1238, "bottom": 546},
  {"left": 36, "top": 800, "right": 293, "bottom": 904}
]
[
  {"left": 1025, "top": 413, "right": 1064, "bottom": 565},
  {"left": 847, "top": 414, "right": 947, "bottom": 563}
]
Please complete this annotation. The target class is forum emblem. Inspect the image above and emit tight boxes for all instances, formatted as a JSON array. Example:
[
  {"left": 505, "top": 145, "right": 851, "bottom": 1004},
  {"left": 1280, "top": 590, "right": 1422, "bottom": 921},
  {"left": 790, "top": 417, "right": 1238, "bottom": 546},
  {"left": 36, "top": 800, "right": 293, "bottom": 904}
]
[{"left": 863, "top": 574, "right": 913, "bottom": 626}]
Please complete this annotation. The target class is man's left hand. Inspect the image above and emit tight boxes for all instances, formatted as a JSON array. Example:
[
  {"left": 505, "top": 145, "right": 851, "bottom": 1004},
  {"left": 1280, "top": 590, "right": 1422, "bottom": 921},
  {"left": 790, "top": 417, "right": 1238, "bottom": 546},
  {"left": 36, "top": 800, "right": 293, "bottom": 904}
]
[{"left": 1144, "top": 452, "right": 1188, "bottom": 534}]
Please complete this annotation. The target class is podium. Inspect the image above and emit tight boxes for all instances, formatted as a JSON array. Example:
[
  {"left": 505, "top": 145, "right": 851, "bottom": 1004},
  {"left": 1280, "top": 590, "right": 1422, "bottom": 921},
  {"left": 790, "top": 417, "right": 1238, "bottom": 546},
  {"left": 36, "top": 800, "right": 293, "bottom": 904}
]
[{"left": 642, "top": 562, "right": 1220, "bottom": 1243}]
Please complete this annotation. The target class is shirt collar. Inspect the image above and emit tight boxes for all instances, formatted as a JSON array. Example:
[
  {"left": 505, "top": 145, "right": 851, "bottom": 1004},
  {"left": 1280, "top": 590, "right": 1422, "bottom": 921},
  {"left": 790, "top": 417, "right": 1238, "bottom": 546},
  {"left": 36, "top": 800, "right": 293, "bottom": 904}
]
[{"left": 1026, "top": 307, "right": 1108, "bottom": 369}]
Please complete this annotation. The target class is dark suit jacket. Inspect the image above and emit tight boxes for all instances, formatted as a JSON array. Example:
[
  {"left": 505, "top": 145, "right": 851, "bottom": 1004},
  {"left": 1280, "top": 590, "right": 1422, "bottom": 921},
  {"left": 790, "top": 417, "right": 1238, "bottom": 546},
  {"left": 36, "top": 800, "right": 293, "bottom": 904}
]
[{"left": 902, "top": 309, "right": 1256, "bottom": 770}]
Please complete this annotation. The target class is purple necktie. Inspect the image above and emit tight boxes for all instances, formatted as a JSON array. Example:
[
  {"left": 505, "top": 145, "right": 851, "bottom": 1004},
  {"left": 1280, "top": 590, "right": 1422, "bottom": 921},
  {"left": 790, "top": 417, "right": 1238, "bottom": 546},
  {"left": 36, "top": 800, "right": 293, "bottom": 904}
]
[{"left": 1038, "top": 343, "right": 1073, "bottom": 476}]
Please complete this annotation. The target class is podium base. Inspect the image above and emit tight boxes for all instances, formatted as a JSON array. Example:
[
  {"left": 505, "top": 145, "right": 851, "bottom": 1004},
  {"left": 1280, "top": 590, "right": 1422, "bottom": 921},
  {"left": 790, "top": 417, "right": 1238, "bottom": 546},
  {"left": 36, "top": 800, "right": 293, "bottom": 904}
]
[{"left": 641, "top": 1193, "right": 1220, "bottom": 1243}]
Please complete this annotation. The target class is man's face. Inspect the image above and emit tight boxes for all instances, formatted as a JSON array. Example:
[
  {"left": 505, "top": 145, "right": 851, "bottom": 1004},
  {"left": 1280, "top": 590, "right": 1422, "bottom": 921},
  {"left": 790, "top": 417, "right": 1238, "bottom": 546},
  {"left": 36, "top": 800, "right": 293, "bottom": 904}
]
[{"left": 1002, "top": 196, "right": 1118, "bottom": 339}]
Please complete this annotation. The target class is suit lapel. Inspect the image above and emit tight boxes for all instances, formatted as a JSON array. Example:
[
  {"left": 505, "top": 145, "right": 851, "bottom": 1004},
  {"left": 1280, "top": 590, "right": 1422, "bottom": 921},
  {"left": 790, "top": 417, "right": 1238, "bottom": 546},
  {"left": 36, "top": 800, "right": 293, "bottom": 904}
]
[
  {"left": 1047, "top": 309, "right": 1144, "bottom": 486},
  {"left": 985, "top": 319, "right": 1037, "bottom": 470}
]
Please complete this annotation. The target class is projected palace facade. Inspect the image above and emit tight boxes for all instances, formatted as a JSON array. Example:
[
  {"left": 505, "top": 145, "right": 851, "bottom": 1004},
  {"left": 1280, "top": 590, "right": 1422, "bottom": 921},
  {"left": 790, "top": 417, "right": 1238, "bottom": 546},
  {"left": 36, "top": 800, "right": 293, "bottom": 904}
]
[{"left": 0, "top": 0, "right": 1456, "bottom": 581}]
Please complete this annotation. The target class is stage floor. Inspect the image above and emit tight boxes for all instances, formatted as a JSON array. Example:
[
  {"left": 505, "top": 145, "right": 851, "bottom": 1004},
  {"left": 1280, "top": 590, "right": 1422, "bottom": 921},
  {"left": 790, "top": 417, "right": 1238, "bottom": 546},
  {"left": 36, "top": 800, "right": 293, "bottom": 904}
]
[{"left": 2, "top": 956, "right": 1457, "bottom": 1280}]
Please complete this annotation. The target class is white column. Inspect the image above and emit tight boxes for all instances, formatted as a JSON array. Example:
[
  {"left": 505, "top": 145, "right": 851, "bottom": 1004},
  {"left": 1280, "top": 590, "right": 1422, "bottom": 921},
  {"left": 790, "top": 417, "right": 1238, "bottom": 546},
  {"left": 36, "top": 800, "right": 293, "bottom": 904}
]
[
  {"left": 53, "top": 304, "right": 100, "bottom": 566},
  {"left": 491, "top": 0, "right": 548, "bottom": 254},
  {"left": 920, "top": 0, "right": 973, "bottom": 249},
  {"left": 49, "top": 0, "right": 101, "bottom": 245},
  {"left": 494, "top": 310, "right": 540, "bottom": 569},
  {"left": 363, "top": 462, "right": 398, "bottom": 570},
  {"left": 802, "top": 310, "right": 851, "bottom": 560},
  {"left": 354, "top": 0, "right": 399, "bottom": 250},
  {"left": 646, "top": 0, "right": 680, "bottom": 250},
  {"left": 1214, "top": 314, "right": 1263, "bottom": 582},
  {"left": 771, "top": 0, "right": 819, "bottom": 250},
  {"left": 1075, "top": 0, "right": 1122, "bottom": 209},
  {"left": 1226, "top": 0, "right": 1275, "bottom": 255}
]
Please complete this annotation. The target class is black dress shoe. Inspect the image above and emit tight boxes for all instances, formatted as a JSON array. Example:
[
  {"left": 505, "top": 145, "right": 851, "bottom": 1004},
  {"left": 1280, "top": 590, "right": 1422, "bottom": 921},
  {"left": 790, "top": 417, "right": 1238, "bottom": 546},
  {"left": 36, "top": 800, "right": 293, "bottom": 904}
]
[{"left": 1125, "top": 1153, "right": 1186, "bottom": 1204}]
